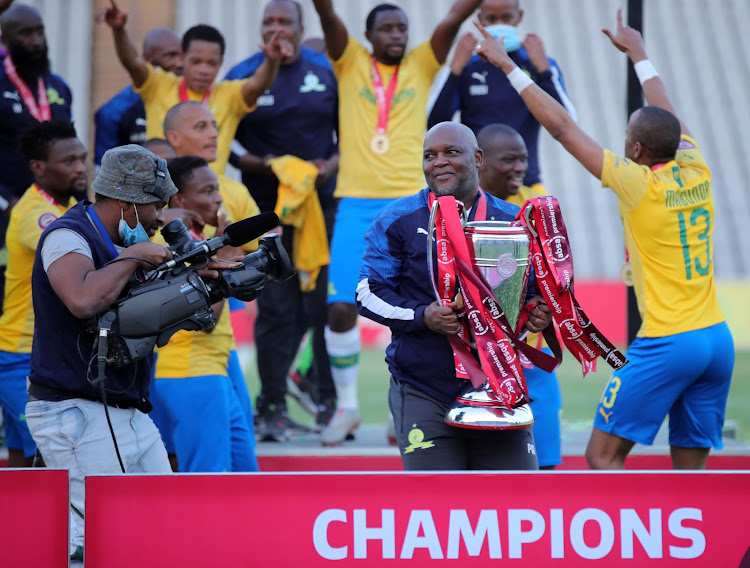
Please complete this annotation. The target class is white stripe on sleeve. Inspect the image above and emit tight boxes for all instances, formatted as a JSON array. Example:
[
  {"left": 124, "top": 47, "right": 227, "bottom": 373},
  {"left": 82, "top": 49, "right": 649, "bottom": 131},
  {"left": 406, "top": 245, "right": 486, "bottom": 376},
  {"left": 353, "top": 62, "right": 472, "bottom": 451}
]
[{"left": 356, "top": 279, "right": 415, "bottom": 321}]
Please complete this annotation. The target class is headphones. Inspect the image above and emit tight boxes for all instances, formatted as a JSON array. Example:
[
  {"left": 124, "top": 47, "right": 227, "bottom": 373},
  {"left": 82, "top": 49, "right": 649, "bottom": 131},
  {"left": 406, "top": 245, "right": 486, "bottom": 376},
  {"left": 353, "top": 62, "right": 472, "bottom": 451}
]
[{"left": 142, "top": 157, "right": 169, "bottom": 201}]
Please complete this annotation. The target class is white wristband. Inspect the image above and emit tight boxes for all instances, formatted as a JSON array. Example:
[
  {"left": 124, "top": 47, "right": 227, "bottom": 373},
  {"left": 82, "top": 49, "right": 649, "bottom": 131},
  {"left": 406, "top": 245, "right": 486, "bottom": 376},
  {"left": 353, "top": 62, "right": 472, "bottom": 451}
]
[
  {"left": 507, "top": 67, "right": 533, "bottom": 94},
  {"left": 634, "top": 59, "right": 659, "bottom": 84}
]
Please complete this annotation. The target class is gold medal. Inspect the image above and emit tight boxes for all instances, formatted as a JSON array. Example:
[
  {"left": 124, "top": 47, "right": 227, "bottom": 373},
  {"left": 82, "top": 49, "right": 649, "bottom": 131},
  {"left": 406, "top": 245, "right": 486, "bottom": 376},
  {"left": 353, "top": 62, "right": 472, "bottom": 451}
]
[
  {"left": 370, "top": 133, "right": 390, "bottom": 155},
  {"left": 620, "top": 262, "right": 633, "bottom": 286}
]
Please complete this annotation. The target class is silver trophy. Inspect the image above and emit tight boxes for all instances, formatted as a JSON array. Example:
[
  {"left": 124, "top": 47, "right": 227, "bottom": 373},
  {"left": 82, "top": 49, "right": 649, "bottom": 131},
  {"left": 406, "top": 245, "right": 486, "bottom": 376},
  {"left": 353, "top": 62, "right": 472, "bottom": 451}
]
[{"left": 428, "top": 200, "right": 535, "bottom": 430}]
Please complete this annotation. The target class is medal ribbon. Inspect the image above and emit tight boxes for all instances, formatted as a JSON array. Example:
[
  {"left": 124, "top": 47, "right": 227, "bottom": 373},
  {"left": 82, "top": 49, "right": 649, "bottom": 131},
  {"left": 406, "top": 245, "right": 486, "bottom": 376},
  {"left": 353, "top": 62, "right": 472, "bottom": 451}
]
[
  {"left": 179, "top": 79, "right": 213, "bottom": 104},
  {"left": 3, "top": 56, "right": 51, "bottom": 121},
  {"left": 34, "top": 184, "right": 56, "bottom": 206},
  {"left": 370, "top": 56, "right": 399, "bottom": 136},
  {"left": 516, "top": 196, "right": 628, "bottom": 375},
  {"left": 430, "top": 193, "right": 534, "bottom": 409}
]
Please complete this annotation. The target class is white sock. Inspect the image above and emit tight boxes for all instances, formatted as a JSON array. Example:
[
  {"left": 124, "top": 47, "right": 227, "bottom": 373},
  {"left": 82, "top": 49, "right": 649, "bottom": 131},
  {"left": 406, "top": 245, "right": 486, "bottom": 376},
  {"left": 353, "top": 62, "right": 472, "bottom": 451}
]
[{"left": 325, "top": 326, "right": 361, "bottom": 410}]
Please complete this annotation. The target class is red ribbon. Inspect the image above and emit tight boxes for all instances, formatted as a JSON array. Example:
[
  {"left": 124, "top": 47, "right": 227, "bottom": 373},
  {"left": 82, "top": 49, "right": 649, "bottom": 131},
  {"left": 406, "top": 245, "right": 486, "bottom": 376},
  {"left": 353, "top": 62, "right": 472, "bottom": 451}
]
[
  {"left": 370, "top": 56, "right": 398, "bottom": 136},
  {"left": 3, "top": 56, "right": 50, "bottom": 122},
  {"left": 516, "top": 196, "right": 628, "bottom": 375},
  {"left": 178, "top": 79, "right": 212, "bottom": 104}
]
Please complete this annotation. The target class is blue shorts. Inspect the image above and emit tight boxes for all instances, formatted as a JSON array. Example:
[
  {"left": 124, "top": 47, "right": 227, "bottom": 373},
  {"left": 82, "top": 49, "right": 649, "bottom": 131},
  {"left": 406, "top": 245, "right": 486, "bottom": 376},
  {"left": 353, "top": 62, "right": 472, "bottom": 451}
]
[
  {"left": 593, "top": 322, "right": 734, "bottom": 449},
  {"left": 328, "top": 197, "right": 393, "bottom": 304},
  {"left": 154, "top": 374, "right": 257, "bottom": 472},
  {"left": 525, "top": 348, "right": 562, "bottom": 467},
  {"left": 0, "top": 350, "right": 36, "bottom": 457}
]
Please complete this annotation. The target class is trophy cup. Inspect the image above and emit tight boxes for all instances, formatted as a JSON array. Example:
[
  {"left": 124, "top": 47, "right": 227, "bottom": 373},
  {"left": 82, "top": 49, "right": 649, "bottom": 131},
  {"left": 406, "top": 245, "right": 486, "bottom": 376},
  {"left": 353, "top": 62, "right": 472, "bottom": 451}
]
[{"left": 428, "top": 199, "right": 535, "bottom": 430}]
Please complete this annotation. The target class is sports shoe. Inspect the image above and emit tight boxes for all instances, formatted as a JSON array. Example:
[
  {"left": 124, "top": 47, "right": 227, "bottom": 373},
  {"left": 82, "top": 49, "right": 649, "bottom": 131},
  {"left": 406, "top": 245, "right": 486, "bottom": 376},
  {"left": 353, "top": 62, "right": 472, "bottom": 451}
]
[
  {"left": 256, "top": 405, "right": 289, "bottom": 442},
  {"left": 286, "top": 370, "right": 319, "bottom": 417},
  {"left": 321, "top": 408, "right": 361, "bottom": 446}
]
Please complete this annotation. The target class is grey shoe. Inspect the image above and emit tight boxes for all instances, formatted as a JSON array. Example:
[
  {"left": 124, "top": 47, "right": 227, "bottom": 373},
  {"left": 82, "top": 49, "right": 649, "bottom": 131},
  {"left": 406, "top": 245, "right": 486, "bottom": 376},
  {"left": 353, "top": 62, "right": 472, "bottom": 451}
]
[
  {"left": 321, "top": 408, "right": 361, "bottom": 446},
  {"left": 286, "top": 371, "right": 319, "bottom": 417}
]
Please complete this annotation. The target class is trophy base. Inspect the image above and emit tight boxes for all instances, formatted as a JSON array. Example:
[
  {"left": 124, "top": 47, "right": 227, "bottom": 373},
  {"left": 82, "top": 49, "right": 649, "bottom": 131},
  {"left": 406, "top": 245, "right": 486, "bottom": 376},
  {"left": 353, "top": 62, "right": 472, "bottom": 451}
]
[{"left": 444, "top": 383, "right": 534, "bottom": 430}]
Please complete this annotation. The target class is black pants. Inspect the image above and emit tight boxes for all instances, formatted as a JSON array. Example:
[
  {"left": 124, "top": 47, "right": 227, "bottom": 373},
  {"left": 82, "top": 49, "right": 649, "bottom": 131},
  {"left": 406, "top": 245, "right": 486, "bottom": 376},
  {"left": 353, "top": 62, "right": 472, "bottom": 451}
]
[
  {"left": 389, "top": 377, "right": 539, "bottom": 471},
  {"left": 254, "top": 206, "right": 336, "bottom": 410}
]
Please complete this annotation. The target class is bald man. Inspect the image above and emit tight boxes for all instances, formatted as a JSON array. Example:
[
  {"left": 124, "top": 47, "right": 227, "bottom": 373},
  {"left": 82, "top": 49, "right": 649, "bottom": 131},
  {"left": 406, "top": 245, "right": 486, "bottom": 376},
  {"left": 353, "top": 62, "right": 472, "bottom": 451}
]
[
  {"left": 94, "top": 27, "right": 184, "bottom": 166},
  {"left": 476, "top": 11, "right": 733, "bottom": 470},
  {"left": 356, "top": 121, "right": 552, "bottom": 470},
  {"left": 477, "top": 122, "right": 562, "bottom": 469}
]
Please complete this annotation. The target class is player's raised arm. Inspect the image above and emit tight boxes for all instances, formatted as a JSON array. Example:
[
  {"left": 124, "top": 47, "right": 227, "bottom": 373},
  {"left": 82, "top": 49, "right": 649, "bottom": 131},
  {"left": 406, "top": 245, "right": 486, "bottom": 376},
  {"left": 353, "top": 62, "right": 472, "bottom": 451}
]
[
  {"left": 430, "top": 0, "right": 483, "bottom": 64},
  {"left": 311, "top": 0, "right": 348, "bottom": 61},
  {"left": 602, "top": 7, "right": 691, "bottom": 137},
  {"left": 474, "top": 20, "right": 604, "bottom": 179},
  {"left": 98, "top": 0, "right": 150, "bottom": 88}
]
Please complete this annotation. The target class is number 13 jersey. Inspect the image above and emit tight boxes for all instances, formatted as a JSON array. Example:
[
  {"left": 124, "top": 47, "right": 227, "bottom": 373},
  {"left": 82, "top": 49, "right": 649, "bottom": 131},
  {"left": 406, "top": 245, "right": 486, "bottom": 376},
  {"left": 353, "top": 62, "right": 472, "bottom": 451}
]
[{"left": 601, "top": 135, "right": 724, "bottom": 337}]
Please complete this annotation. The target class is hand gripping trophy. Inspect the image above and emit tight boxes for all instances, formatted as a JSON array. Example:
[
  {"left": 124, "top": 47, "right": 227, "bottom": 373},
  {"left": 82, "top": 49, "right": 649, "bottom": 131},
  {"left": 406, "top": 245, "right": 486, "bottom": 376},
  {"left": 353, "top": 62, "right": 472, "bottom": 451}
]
[{"left": 427, "top": 193, "right": 628, "bottom": 430}]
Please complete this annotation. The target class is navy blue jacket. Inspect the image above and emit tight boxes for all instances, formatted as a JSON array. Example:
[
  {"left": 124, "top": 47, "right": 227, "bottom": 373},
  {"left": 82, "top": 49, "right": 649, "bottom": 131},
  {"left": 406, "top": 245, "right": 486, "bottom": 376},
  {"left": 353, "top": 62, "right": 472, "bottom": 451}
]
[
  {"left": 0, "top": 67, "right": 72, "bottom": 201},
  {"left": 224, "top": 46, "right": 338, "bottom": 213},
  {"left": 357, "top": 188, "right": 530, "bottom": 405},
  {"left": 93, "top": 86, "right": 146, "bottom": 165},
  {"left": 428, "top": 50, "right": 576, "bottom": 187},
  {"left": 29, "top": 202, "right": 152, "bottom": 410}
]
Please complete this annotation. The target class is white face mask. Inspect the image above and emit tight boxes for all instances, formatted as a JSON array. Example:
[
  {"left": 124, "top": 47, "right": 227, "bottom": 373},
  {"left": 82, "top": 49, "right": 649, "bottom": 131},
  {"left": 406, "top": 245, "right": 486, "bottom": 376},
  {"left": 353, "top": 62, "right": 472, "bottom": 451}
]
[{"left": 118, "top": 204, "right": 150, "bottom": 246}]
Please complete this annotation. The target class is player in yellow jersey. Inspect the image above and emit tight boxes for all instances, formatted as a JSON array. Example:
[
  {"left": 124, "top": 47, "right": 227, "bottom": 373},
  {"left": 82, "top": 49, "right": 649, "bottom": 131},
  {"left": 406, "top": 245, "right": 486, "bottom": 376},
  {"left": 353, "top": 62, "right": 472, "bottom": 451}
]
[
  {"left": 477, "top": 123, "right": 561, "bottom": 469},
  {"left": 152, "top": 156, "right": 256, "bottom": 472},
  {"left": 312, "top": 0, "right": 485, "bottom": 445},
  {"left": 475, "top": 10, "right": 734, "bottom": 469},
  {"left": 163, "top": 101, "right": 266, "bottom": 438},
  {"left": 0, "top": 120, "right": 86, "bottom": 466},
  {"left": 100, "top": 0, "right": 292, "bottom": 175}
]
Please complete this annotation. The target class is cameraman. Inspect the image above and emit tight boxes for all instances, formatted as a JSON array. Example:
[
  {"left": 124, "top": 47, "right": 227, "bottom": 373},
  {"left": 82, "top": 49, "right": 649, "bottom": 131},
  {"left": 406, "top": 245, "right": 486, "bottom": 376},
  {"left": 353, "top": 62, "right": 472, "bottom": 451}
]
[{"left": 24, "top": 145, "right": 179, "bottom": 562}]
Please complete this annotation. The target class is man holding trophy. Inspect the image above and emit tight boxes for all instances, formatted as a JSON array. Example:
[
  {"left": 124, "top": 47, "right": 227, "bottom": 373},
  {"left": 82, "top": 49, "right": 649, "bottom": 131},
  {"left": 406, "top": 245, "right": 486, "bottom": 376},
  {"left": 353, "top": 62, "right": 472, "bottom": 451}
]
[{"left": 356, "top": 121, "right": 553, "bottom": 470}]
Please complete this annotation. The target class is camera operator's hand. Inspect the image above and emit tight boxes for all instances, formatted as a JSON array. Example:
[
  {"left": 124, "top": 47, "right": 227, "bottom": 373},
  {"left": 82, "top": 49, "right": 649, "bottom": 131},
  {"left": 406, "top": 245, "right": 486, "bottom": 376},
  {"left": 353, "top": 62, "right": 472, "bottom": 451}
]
[
  {"left": 162, "top": 208, "right": 205, "bottom": 231},
  {"left": 122, "top": 242, "right": 173, "bottom": 269}
]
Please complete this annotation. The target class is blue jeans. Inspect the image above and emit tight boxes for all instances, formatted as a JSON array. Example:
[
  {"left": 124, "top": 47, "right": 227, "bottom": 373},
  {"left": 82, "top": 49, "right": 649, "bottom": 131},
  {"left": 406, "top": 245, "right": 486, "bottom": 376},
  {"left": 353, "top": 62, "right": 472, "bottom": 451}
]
[{"left": 25, "top": 398, "right": 171, "bottom": 555}]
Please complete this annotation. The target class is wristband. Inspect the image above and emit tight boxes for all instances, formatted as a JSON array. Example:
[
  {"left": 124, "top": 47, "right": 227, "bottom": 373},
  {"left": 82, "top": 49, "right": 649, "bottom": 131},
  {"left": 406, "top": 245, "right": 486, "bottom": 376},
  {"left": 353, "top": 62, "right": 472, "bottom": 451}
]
[
  {"left": 634, "top": 59, "right": 659, "bottom": 84},
  {"left": 507, "top": 67, "right": 533, "bottom": 94}
]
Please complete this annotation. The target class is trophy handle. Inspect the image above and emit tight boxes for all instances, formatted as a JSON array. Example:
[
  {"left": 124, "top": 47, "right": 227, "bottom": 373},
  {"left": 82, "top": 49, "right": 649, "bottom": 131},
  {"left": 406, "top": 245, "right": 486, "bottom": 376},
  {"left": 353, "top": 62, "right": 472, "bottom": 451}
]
[
  {"left": 427, "top": 199, "right": 442, "bottom": 303},
  {"left": 523, "top": 204, "right": 538, "bottom": 238}
]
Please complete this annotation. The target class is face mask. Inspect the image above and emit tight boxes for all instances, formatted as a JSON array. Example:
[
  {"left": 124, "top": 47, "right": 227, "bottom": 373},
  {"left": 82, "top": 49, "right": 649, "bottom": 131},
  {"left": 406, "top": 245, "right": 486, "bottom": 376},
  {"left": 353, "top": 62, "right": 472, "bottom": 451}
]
[
  {"left": 483, "top": 24, "right": 523, "bottom": 53},
  {"left": 118, "top": 204, "right": 150, "bottom": 246}
]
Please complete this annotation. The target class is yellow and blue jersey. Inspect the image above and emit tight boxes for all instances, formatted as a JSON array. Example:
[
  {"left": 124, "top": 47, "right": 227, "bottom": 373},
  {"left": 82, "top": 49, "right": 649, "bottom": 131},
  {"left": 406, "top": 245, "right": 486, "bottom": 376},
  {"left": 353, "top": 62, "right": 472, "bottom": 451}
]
[
  {"left": 0, "top": 185, "right": 75, "bottom": 353},
  {"left": 601, "top": 135, "right": 724, "bottom": 337},
  {"left": 134, "top": 65, "right": 255, "bottom": 175},
  {"left": 331, "top": 37, "right": 441, "bottom": 199}
]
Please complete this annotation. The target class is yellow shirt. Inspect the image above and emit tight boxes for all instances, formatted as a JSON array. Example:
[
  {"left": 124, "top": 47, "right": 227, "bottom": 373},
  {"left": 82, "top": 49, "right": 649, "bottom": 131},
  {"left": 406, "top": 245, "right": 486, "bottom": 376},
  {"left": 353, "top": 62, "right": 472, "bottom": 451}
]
[
  {"left": 505, "top": 183, "right": 547, "bottom": 208},
  {"left": 216, "top": 174, "right": 261, "bottom": 253},
  {"left": 601, "top": 135, "right": 724, "bottom": 337},
  {"left": 135, "top": 66, "right": 255, "bottom": 175},
  {"left": 331, "top": 37, "right": 441, "bottom": 198},
  {"left": 0, "top": 185, "right": 75, "bottom": 353}
]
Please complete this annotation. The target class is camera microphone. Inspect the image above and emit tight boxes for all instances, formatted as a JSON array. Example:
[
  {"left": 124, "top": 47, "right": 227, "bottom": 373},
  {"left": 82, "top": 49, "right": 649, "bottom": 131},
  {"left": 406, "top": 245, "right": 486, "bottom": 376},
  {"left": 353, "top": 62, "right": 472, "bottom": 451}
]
[{"left": 158, "top": 212, "right": 280, "bottom": 270}]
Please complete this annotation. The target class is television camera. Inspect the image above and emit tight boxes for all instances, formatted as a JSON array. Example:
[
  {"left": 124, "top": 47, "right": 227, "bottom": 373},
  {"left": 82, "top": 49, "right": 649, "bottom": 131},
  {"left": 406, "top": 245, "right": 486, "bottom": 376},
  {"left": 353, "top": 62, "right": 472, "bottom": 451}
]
[{"left": 96, "top": 212, "right": 293, "bottom": 368}]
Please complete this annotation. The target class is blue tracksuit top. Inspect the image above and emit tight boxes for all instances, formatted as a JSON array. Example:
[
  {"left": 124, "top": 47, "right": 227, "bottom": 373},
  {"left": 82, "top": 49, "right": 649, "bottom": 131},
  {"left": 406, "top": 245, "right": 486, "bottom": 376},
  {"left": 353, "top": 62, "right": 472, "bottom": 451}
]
[
  {"left": 93, "top": 86, "right": 146, "bottom": 165},
  {"left": 428, "top": 50, "right": 576, "bottom": 187},
  {"left": 357, "top": 188, "right": 532, "bottom": 405}
]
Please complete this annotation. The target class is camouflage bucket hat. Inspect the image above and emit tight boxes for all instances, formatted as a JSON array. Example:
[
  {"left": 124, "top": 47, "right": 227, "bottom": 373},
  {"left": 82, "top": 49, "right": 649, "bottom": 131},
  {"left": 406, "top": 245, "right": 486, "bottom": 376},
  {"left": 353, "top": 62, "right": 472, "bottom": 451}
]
[{"left": 92, "top": 144, "right": 178, "bottom": 204}]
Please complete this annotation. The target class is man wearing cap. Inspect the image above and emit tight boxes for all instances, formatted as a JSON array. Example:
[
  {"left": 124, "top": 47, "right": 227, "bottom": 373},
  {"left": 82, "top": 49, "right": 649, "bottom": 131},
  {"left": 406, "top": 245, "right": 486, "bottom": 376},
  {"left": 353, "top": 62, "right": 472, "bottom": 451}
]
[{"left": 24, "top": 144, "right": 180, "bottom": 561}]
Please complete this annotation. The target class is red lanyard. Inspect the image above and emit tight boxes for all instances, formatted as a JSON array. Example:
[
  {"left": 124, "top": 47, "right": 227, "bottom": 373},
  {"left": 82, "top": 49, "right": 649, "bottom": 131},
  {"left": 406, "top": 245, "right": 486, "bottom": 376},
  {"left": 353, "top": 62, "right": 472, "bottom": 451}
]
[
  {"left": 3, "top": 56, "right": 50, "bottom": 121},
  {"left": 370, "top": 57, "right": 398, "bottom": 135},
  {"left": 34, "top": 184, "right": 56, "bottom": 206},
  {"left": 178, "top": 79, "right": 212, "bottom": 104}
]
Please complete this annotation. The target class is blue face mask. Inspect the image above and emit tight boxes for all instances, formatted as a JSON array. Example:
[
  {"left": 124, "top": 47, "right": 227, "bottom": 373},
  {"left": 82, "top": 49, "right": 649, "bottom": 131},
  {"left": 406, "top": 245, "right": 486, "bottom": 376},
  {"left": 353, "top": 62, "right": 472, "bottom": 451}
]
[
  {"left": 484, "top": 24, "right": 522, "bottom": 53},
  {"left": 118, "top": 205, "right": 150, "bottom": 247}
]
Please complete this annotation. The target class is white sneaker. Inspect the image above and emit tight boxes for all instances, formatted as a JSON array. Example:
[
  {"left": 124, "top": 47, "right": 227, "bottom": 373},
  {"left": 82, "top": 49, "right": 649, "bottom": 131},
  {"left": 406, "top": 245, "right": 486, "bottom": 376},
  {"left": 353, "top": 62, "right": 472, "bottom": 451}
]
[{"left": 321, "top": 408, "right": 361, "bottom": 446}]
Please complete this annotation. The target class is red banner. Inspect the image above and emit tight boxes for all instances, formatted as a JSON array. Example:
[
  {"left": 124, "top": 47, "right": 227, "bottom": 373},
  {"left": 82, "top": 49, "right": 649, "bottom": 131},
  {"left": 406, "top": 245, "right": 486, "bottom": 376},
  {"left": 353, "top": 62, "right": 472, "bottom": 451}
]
[
  {"left": 85, "top": 472, "right": 750, "bottom": 567},
  {"left": 0, "top": 469, "right": 69, "bottom": 567}
]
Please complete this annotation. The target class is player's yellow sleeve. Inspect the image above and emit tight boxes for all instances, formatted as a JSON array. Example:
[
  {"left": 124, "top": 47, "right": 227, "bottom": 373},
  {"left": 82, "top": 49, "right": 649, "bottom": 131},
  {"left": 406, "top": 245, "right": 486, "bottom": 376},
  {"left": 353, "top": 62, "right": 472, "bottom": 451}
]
[{"left": 601, "top": 150, "right": 650, "bottom": 211}]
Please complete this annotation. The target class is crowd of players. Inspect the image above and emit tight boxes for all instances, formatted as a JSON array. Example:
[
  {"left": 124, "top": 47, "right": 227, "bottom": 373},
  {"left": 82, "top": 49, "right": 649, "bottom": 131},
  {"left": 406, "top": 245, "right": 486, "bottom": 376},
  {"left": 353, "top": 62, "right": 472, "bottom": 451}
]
[{"left": 0, "top": 0, "right": 733, "bottom": 477}]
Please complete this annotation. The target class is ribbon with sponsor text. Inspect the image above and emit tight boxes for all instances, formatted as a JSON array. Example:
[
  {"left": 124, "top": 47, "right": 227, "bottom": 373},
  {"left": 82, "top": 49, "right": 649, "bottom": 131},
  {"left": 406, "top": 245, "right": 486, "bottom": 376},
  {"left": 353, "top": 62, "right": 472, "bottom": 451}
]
[
  {"left": 430, "top": 193, "right": 559, "bottom": 409},
  {"left": 516, "top": 196, "right": 628, "bottom": 375}
]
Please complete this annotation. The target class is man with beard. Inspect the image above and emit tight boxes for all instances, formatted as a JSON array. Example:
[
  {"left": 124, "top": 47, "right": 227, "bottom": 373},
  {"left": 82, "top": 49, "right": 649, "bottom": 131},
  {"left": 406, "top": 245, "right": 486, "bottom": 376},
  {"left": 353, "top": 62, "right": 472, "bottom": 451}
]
[
  {"left": 311, "top": 0, "right": 484, "bottom": 446},
  {"left": 225, "top": 0, "right": 339, "bottom": 440},
  {"left": 0, "top": 3, "right": 72, "bottom": 309},
  {"left": 356, "top": 121, "right": 551, "bottom": 470},
  {"left": 94, "top": 28, "right": 184, "bottom": 168},
  {"left": 0, "top": 119, "right": 85, "bottom": 467}
]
